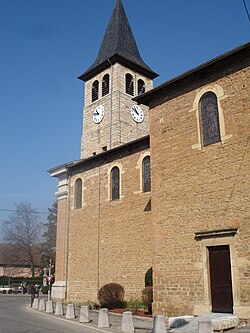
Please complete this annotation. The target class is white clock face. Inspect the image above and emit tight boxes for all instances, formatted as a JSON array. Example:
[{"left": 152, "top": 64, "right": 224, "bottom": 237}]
[
  {"left": 130, "top": 105, "right": 144, "bottom": 123},
  {"left": 93, "top": 105, "right": 105, "bottom": 124}
]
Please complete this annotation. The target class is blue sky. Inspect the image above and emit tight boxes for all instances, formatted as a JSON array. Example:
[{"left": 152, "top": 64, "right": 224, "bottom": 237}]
[{"left": 0, "top": 0, "right": 249, "bottom": 228}]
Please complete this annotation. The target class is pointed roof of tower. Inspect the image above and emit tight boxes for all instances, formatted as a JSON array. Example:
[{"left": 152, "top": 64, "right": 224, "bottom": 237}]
[{"left": 79, "top": 0, "right": 158, "bottom": 81}]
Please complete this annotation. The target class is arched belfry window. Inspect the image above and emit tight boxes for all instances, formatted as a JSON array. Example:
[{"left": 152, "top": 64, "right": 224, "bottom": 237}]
[
  {"left": 92, "top": 80, "right": 99, "bottom": 102},
  {"left": 199, "top": 92, "right": 221, "bottom": 146},
  {"left": 142, "top": 156, "right": 151, "bottom": 193},
  {"left": 75, "top": 178, "right": 82, "bottom": 209},
  {"left": 111, "top": 167, "right": 120, "bottom": 201},
  {"left": 102, "top": 74, "right": 110, "bottom": 97},
  {"left": 125, "top": 73, "right": 134, "bottom": 96},
  {"left": 138, "top": 79, "right": 145, "bottom": 95}
]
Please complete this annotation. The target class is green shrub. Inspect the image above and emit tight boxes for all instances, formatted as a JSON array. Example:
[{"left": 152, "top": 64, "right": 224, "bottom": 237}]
[
  {"left": 97, "top": 283, "right": 124, "bottom": 309},
  {"left": 41, "top": 286, "right": 49, "bottom": 294},
  {"left": 142, "top": 286, "right": 153, "bottom": 314},
  {"left": 145, "top": 267, "right": 153, "bottom": 287},
  {"left": 124, "top": 299, "right": 146, "bottom": 312}
]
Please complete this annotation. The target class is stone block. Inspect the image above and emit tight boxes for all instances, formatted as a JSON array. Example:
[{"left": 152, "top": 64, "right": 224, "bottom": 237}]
[
  {"left": 98, "top": 308, "right": 110, "bottom": 328},
  {"left": 55, "top": 302, "right": 64, "bottom": 316},
  {"left": 198, "top": 320, "right": 213, "bottom": 333},
  {"left": 65, "top": 303, "right": 75, "bottom": 319},
  {"left": 45, "top": 300, "right": 53, "bottom": 313},
  {"left": 32, "top": 298, "right": 39, "bottom": 310},
  {"left": 152, "top": 315, "right": 167, "bottom": 333},
  {"left": 211, "top": 315, "right": 239, "bottom": 331},
  {"left": 122, "top": 311, "right": 134, "bottom": 333},
  {"left": 79, "top": 305, "right": 90, "bottom": 323},
  {"left": 169, "top": 315, "right": 194, "bottom": 329},
  {"left": 38, "top": 299, "right": 45, "bottom": 311}
]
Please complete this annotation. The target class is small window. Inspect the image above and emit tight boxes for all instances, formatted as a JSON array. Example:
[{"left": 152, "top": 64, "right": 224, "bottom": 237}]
[
  {"left": 111, "top": 167, "right": 120, "bottom": 201},
  {"left": 138, "top": 79, "right": 145, "bottom": 95},
  {"left": 92, "top": 80, "right": 99, "bottom": 102},
  {"left": 125, "top": 73, "right": 134, "bottom": 96},
  {"left": 102, "top": 74, "right": 110, "bottom": 97},
  {"left": 75, "top": 178, "right": 82, "bottom": 209},
  {"left": 142, "top": 156, "right": 151, "bottom": 192},
  {"left": 199, "top": 92, "right": 221, "bottom": 146}
]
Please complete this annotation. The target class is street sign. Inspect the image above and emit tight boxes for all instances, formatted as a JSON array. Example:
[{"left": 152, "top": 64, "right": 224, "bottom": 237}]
[{"left": 47, "top": 276, "right": 52, "bottom": 283}]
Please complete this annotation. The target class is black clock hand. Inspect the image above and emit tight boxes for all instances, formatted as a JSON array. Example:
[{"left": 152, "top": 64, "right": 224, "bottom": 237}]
[{"left": 132, "top": 106, "right": 139, "bottom": 115}]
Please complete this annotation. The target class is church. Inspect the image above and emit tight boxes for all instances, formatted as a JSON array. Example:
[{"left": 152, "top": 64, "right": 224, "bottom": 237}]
[{"left": 49, "top": 0, "right": 250, "bottom": 319}]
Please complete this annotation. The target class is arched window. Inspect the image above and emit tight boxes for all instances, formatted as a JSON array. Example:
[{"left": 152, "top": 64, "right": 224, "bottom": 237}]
[
  {"left": 138, "top": 79, "right": 145, "bottom": 95},
  {"left": 75, "top": 178, "right": 82, "bottom": 209},
  {"left": 102, "top": 74, "right": 110, "bottom": 97},
  {"left": 125, "top": 73, "right": 134, "bottom": 96},
  {"left": 92, "top": 80, "right": 99, "bottom": 102},
  {"left": 111, "top": 167, "right": 120, "bottom": 201},
  {"left": 142, "top": 156, "right": 151, "bottom": 192},
  {"left": 199, "top": 92, "right": 221, "bottom": 146}
]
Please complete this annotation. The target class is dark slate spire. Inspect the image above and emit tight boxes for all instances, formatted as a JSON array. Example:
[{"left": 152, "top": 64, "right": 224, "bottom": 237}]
[{"left": 79, "top": 0, "right": 158, "bottom": 81}]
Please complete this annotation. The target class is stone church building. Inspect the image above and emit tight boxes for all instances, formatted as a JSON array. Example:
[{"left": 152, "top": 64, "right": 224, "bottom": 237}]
[{"left": 49, "top": 0, "right": 250, "bottom": 319}]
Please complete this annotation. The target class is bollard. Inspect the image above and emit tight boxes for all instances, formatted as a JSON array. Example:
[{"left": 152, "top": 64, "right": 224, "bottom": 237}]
[
  {"left": 65, "top": 303, "right": 75, "bottom": 319},
  {"left": 79, "top": 305, "right": 91, "bottom": 323},
  {"left": 198, "top": 320, "right": 213, "bottom": 333},
  {"left": 38, "top": 299, "right": 45, "bottom": 311},
  {"left": 45, "top": 300, "right": 53, "bottom": 313},
  {"left": 98, "top": 308, "right": 110, "bottom": 328},
  {"left": 152, "top": 315, "right": 167, "bottom": 333},
  {"left": 122, "top": 311, "right": 134, "bottom": 333},
  {"left": 32, "top": 298, "right": 39, "bottom": 310},
  {"left": 55, "top": 301, "right": 64, "bottom": 316}
]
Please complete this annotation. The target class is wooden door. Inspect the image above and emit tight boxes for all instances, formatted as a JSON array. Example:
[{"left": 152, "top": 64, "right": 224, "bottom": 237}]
[{"left": 208, "top": 245, "right": 233, "bottom": 313}]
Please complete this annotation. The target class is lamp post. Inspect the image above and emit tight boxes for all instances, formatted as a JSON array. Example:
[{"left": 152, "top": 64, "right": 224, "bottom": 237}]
[
  {"left": 47, "top": 258, "right": 53, "bottom": 301},
  {"left": 43, "top": 258, "right": 54, "bottom": 301}
]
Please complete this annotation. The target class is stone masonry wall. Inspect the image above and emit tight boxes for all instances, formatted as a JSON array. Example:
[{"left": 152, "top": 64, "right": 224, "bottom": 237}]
[
  {"left": 66, "top": 147, "right": 153, "bottom": 303},
  {"left": 55, "top": 198, "right": 68, "bottom": 283},
  {"left": 150, "top": 66, "right": 250, "bottom": 318},
  {"left": 81, "top": 63, "right": 152, "bottom": 159}
]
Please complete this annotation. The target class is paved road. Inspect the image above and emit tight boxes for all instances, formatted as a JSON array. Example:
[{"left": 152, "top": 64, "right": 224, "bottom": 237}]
[
  {"left": 1, "top": 294, "right": 249, "bottom": 333},
  {"left": 0, "top": 294, "right": 121, "bottom": 333}
]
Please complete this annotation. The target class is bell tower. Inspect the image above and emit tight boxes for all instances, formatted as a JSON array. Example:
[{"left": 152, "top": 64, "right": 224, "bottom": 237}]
[{"left": 78, "top": 0, "right": 158, "bottom": 159}]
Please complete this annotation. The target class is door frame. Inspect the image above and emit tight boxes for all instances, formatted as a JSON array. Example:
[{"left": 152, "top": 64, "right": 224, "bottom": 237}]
[{"left": 194, "top": 234, "right": 239, "bottom": 315}]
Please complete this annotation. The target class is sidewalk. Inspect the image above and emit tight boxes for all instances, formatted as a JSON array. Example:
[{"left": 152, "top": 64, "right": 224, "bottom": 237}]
[{"left": 29, "top": 304, "right": 250, "bottom": 333}]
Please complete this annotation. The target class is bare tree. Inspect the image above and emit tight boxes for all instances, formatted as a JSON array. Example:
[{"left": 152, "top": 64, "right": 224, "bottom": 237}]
[{"left": 4, "top": 201, "right": 42, "bottom": 277}]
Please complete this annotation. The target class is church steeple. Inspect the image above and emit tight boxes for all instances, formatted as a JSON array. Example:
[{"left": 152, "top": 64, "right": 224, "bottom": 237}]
[{"left": 79, "top": 0, "right": 158, "bottom": 81}]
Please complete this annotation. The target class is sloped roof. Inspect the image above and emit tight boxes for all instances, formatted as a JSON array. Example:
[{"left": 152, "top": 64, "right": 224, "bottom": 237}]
[{"left": 79, "top": 0, "right": 158, "bottom": 81}]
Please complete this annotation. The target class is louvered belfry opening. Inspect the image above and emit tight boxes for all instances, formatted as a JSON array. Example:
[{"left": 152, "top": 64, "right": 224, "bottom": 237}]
[
  {"left": 92, "top": 80, "right": 99, "bottom": 102},
  {"left": 102, "top": 74, "right": 110, "bottom": 97},
  {"left": 138, "top": 79, "right": 145, "bottom": 95},
  {"left": 126, "top": 73, "right": 134, "bottom": 96}
]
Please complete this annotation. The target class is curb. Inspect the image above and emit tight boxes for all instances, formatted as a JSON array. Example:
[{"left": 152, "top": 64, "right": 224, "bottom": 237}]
[{"left": 27, "top": 306, "right": 115, "bottom": 333}]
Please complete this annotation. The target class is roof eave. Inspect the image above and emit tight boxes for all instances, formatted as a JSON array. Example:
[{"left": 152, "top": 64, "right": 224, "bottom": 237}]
[
  {"left": 78, "top": 54, "right": 158, "bottom": 81},
  {"left": 134, "top": 42, "right": 250, "bottom": 106}
]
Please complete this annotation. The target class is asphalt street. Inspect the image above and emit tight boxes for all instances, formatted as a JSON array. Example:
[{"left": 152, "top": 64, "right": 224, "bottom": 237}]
[
  {"left": 0, "top": 294, "right": 124, "bottom": 333},
  {"left": 1, "top": 294, "right": 249, "bottom": 333}
]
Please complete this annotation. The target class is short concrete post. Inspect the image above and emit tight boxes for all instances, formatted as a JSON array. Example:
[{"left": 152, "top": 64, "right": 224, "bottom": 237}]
[
  {"left": 38, "top": 299, "right": 45, "bottom": 311},
  {"left": 32, "top": 298, "right": 39, "bottom": 310},
  {"left": 198, "top": 320, "right": 213, "bottom": 333},
  {"left": 55, "top": 302, "right": 64, "bottom": 316},
  {"left": 122, "top": 311, "right": 134, "bottom": 333},
  {"left": 65, "top": 303, "right": 75, "bottom": 319},
  {"left": 79, "top": 305, "right": 91, "bottom": 323},
  {"left": 98, "top": 308, "right": 110, "bottom": 328},
  {"left": 152, "top": 315, "right": 167, "bottom": 333},
  {"left": 45, "top": 300, "right": 53, "bottom": 313}
]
